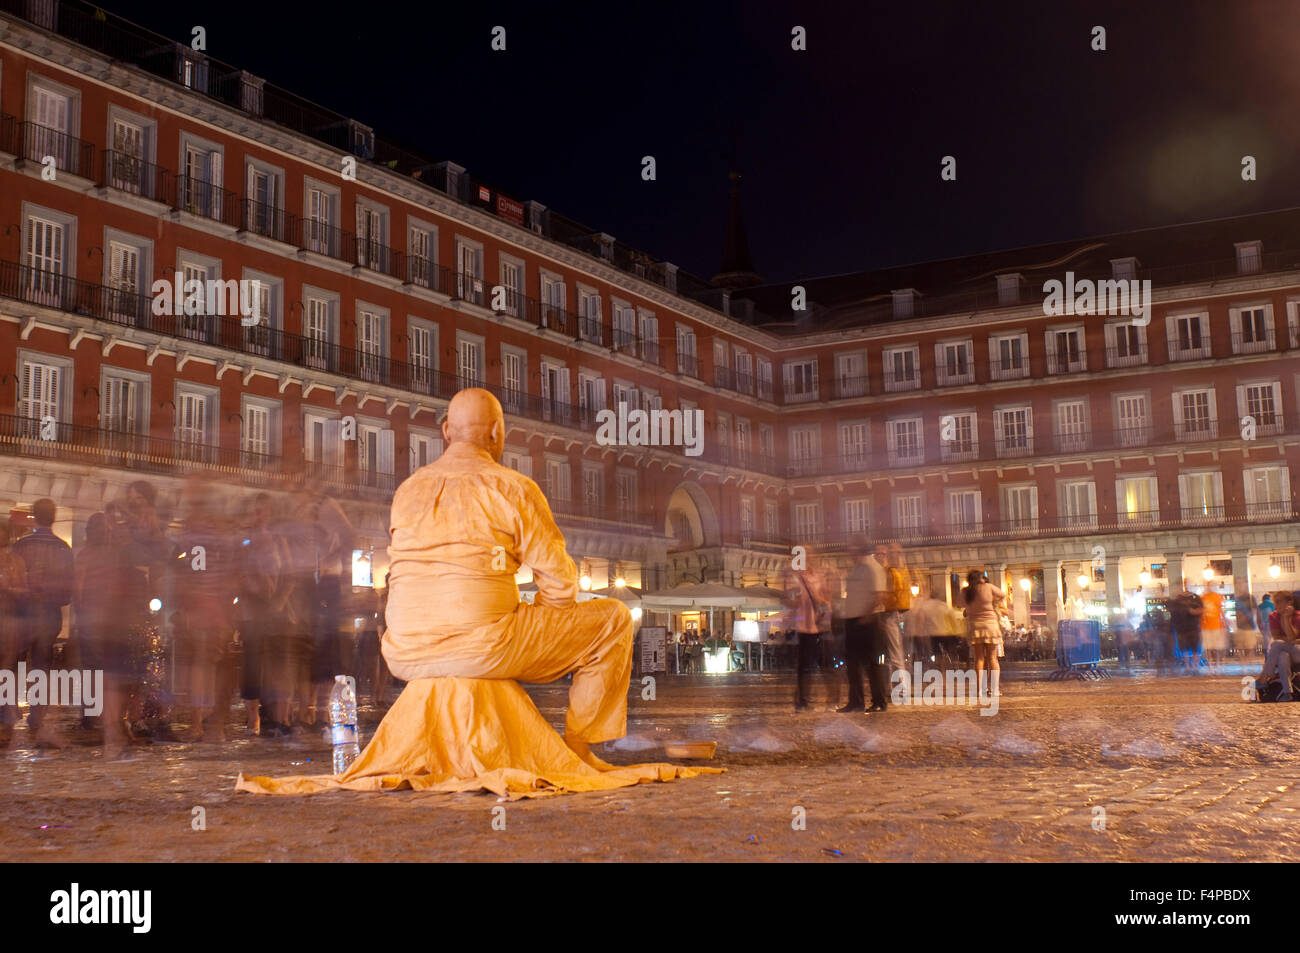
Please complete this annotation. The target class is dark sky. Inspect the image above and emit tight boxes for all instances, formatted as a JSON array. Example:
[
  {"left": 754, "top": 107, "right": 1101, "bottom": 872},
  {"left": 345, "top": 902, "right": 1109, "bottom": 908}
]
[{"left": 105, "top": 0, "right": 1300, "bottom": 284}]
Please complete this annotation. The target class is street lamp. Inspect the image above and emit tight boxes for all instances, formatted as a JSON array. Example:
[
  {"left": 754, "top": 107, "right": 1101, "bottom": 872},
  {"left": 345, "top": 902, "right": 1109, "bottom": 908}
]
[
  {"left": 1138, "top": 568, "right": 1151, "bottom": 587},
  {"left": 615, "top": 576, "right": 627, "bottom": 589},
  {"left": 910, "top": 584, "right": 920, "bottom": 597}
]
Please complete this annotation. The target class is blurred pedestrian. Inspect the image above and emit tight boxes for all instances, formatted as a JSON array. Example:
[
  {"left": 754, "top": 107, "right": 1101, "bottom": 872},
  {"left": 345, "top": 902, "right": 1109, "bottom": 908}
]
[
  {"left": 1200, "top": 584, "right": 1227, "bottom": 672},
  {"left": 11, "top": 498, "right": 74, "bottom": 748},
  {"left": 74, "top": 513, "right": 133, "bottom": 758},
  {"left": 839, "top": 542, "right": 887, "bottom": 713},
  {"left": 236, "top": 493, "right": 291, "bottom": 736},
  {"left": 963, "top": 569, "right": 1005, "bottom": 698},
  {"left": 881, "top": 542, "right": 913, "bottom": 696},
  {"left": 0, "top": 524, "right": 28, "bottom": 747},
  {"left": 1170, "top": 585, "right": 1204, "bottom": 668},
  {"left": 788, "top": 551, "right": 831, "bottom": 711}
]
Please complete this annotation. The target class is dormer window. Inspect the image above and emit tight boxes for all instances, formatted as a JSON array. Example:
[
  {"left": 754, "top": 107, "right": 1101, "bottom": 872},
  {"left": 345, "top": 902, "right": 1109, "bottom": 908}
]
[
  {"left": 1235, "top": 241, "right": 1262, "bottom": 275},
  {"left": 996, "top": 274, "right": 1023, "bottom": 306},
  {"left": 1110, "top": 257, "right": 1139, "bottom": 281},
  {"left": 891, "top": 288, "right": 918, "bottom": 319}
]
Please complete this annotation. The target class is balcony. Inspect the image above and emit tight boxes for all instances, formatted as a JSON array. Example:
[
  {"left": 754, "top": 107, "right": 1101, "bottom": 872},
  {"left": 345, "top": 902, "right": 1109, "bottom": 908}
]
[
  {"left": 1231, "top": 329, "right": 1276, "bottom": 355},
  {"left": 935, "top": 360, "right": 974, "bottom": 387},
  {"left": 1053, "top": 431, "right": 1091, "bottom": 454},
  {"left": 1045, "top": 349, "right": 1088, "bottom": 375},
  {"left": 1169, "top": 338, "right": 1212, "bottom": 362},
  {"left": 176, "top": 174, "right": 240, "bottom": 227},
  {"left": 577, "top": 315, "right": 604, "bottom": 346},
  {"left": 713, "top": 366, "right": 733, "bottom": 390},
  {"left": 103, "top": 150, "right": 172, "bottom": 203},
  {"left": 242, "top": 197, "right": 299, "bottom": 245},
  {"left": 1174, "top": 417, "right": 1219, "bottom": 440},
  {"left": 883, "top": 369, "right": 920, "bottom": 393},
  {"left": 993, "top": 435, "right": 1034, "bottom": 458},
  {"left": 989, "top": 357, "right": 1029, "bottom": 382},
  {"left": 734, "top": 371, "right": 754, "bottom": 395},
  {"left": 11, "top": 120, "right": 96, "bottom": 179},
  {"left": 940, "top": 440, "right": 980, "bottom": 463},
  {"left": 837, "top": 375, "right": 869, "bottom": 398},
  {"left": 677, "top": 353, "right": 700, "bottom": 378},
  {"left": 1104, "top": 344, "right": 1147, "bottom": 369}
]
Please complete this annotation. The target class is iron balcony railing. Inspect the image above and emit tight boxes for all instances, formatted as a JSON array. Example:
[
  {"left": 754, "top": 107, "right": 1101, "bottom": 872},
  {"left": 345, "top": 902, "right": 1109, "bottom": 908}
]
[
  {"left": 10, "top": 120, "right": 96, "bottom": 179},
  {"left": 102, "top": 149, "right": 172, "bottom": 203},
  {"left": 176, "top": 174, "right": 240, "bottom": 227},
  {"left": 242, "top": 197, "right": 300, "bottom": 245}
]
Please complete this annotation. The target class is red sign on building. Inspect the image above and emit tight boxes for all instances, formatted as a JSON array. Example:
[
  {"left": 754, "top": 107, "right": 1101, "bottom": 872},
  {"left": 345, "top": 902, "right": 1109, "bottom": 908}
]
[{"left": 496, "top": 194, "right": 525, "bottom": 226}]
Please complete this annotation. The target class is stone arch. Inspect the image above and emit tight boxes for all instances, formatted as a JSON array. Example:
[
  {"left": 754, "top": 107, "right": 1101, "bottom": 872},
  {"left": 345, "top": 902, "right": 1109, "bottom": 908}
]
[{"left": 664, "top": 481, "right": 721, "bottom": 551}]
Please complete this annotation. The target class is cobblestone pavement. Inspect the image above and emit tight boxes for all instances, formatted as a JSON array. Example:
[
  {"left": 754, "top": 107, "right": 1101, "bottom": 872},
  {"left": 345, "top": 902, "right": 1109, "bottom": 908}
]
[{"left": 2, "top": 663, "right": 1297, "bottom": 862}]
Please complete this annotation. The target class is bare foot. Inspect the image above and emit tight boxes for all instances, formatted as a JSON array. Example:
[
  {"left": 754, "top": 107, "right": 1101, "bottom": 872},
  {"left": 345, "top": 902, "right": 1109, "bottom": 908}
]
[{"left": 565, "top": 737, "right": 617, "bottom": 771}]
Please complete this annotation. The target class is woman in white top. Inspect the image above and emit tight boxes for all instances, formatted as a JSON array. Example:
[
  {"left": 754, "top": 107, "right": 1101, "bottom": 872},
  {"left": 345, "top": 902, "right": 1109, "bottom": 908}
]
[{"left": 962, "top": 570, "right": 1006, "bottom": 697}]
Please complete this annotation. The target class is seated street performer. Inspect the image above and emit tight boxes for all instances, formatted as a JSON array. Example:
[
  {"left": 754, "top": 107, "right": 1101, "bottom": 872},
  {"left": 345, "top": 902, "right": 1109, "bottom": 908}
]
[{"left": 382, "top": 388, "right": 633, "bottom": 770}]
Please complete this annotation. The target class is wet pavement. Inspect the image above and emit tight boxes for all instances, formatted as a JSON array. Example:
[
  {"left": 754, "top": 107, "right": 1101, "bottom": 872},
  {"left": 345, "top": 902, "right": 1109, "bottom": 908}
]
[{"left": 2, "top": 662, "right": 1297, "bottom": 862}]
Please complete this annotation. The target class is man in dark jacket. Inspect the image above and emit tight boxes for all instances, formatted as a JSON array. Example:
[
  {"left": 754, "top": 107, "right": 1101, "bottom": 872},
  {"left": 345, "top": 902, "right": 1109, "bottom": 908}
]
[{"left": 12, "top": 498, "right": 74, "bottom": 747}]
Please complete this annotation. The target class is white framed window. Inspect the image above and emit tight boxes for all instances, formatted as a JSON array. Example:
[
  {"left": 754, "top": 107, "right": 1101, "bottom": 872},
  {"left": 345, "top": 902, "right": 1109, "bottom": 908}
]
[
  {"left": 886, "top": 416, "right": 924, "bottom": 466},
  {"left": 577, "top": 371, "right": 606, "bottom": 424},
  {"left": 1046, "top": 325, "right": 1086, "bottom": 374},
  {"left": 783, "top": 358, "right": 819, "bottom": 403},
  {"left": 407, "top": 316, "right": 437, "bottom": 393},
  {"left": 356, "top": 304, "right": 387, "bottom": 382},
  {"left": 502, "top": 448, "right": 533, "bottom": 478},
  {"left": 17, "top": 350, "right": 71, "bottom": 437},
  {"left": 793, "top": 501, "right": 823, "bottom": 543},
  {"left": 763, "top": 500, "right": 779, "bottom": 539},
  {"left": 882, "top": 345, "right": 920, "bottom": 392},
  {"left": 21, "top": 203, "right": 76, "bottom": 307},
  {"left": 1001, "top": 484, "right": 1039, "bottom": 531},
  {"left": 1172, "top": 387, "right": 1217, "bottom": 440},
  {"left": 612, "top": 300, "right": 636, "bottom": 352},
  {"left": 499, "top": 255, "right": 525, "bottom": 317},
  {"left": 175, "top": 382, "right": 218, "bottom": 461},
  {"left": 176, "top": 249, "right": 220, "bottom": 340},
  {"left": 935, "top": 338, "right": 974, "bottom": 386},
  {"left": 1178, "top": 470, "right": 1224, "bottom": 522},
  {"left": 734, "top": 349, "right": 754, "bottom": 394},
  {"left": 100, "top": 367, "right": 148, "bottom": 436},
  {"left": 26, "top": 75, "right": 80, "bottom": 171},
  {"left": 940, "top": 411, "right": 977, "bottom": 462},
  {"left": 1238, "top": 381, "right": 1283, "bottom": 435},
  {"left": 1230, "top": 304, "right": 1274, "bottom": 354},
  {"left": 409, "top": 429, "right": 444, "bottom": 471},
  {"left": 788, "top": 425, "right": 820, "bottom": 476},
  {"left": 756, "top": 357, "right": 773, "bottom": 399},
  {"left": 989, "top": 332, "right": 1028, "bottom": 381},
  {"left": 106, "top": 105, "right": 156, "bottom": 195},
  {"left": 544, "top": 455, "right": 572, "bottom": 504},
  {"left": 239, "top": 267, "right": 281, "bottom": 357},
  {"left": 540, "top": 360, "right": 571, "bottom": 422},
  {"left": 540, "top": 270, "right": 566, "bottom": 329},
  {"left": 676, "top": 324, "right": 698, "bottom": 376},
  {"left": 616, "top": 469, "right": 638, "bottom": 520},
  {"left": 501, "top": 346, "right": 526, "bottom": 413},
  {"left": 1235, "top": 240, "right": 1262, "bottom": 274},
  {"left": 1055, "top": 399, "right": 1089, "bottom": 453},
  {"left": 455, "top": 237, "right": 484, "bottom": 304},
  {"left": 407, "top": 220, "right": 437, "bottom": 289},
  {"left": 838, "top": 420, "right": 870, "bottom": 468},
  {"left": 578, "top": 287, "right": 603, "bottom": 343},
  {"left": 734, "top": 418, "right": 751, "bottom": 467},
  {"left": 303, "top": 179, "right": 339, "bottom": 256},
  {"left": 241, "top": 395, "right": 281, "bottom": 467},
  {"left": 356, "top": 419, "right": 396, "bottom": 486},
  {"left": 303, "top": 409, "right": 343, "bottom": 469},
  {"left": 892, "top": 494, "right": 924, "bottom": 539},
  {"left": 612, "top": 380, "right": 638, "bottom": 410},
  {"left": 456, "top": 332, "right": 484, "bottom": 387},
  {"left": 993, "top": 405, "right": 1034, "bottom": 457},
  {"left": 740, "top": 496, "right": 756, "bottom": 538},
  {"left": 1059, "top": 480, "right": 1097, "bottom": 529},
  {"left": 1115, "top": 393, "right": 1149, "bottom": 447},
  {"left": 178, "top": 133, "right": 224, "bottom": 219},
  {"left": 581, "top": 463, "right": 604, "bottom": 509},
  {"left": 303, "top": 288, "right": 337, "bottom": 372},
  {"left": 638, "top": 310, "right": 660, "bottom": 364},
  {"left": 1243, "top": 465, "right": 1291, "bottom": 517},
  {"left": 1105, "top": 321, "right": 1146, "bottom": 368},
  {"left": 759, "top": 424, "right": 775, "bottom": 466},
  {"left": 104, "top": 228, "right": 150, "bottom": 322},
  {"left": 713, "top": 339, "right": 730, "bottom": 388},
  {"left": 244, "top": 156, "right": 284, "bottom": 238},
  {"left": 1286, "top": 298, "right": 1300, "bottom": 349},
  {"left": 355, "top": 200, "right": 389, "bottom": 271},
  {"left": 1167, "top": 311, "right": 1210, "bottom": 361},
  {"left": 947, "top": 489, "right": 981, "bottom": 535},
  {"left": 842, "top": 498, "right": 871, "bottom": 537},
  {"left": 836, "top": 351, "right": 867, "bottom": 397},
  {"left": 1115, "top": 475, "right": 1159, "bottom": 525}
]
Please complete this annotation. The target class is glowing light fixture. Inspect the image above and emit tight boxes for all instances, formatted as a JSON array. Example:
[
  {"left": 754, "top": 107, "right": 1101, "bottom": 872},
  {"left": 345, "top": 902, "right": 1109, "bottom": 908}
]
[
  {"left": 1270, "top": 562, "right": 1282, "bottom": 579},
  {"left": 615, "top": 576, "right": 627, "bottom": 589},
  {"left": 1019, "top": 578, "right": 1032, "bottom": 593},
  {"left": 1077, "top": 574, "right": 1090, "bottom": 590},
  {"left": 910, "top": 584, "right": 920, "bottom": 597},
  {"left": 1138, "top": 568, "right": 1151, "bottom": 586},
  {"left": 1202, "top": 566, "right": 1214, "bottom": 581},
  {"left": 579, "top": 574, "right": 592, "bottom": 591},
  {"left": 148, "top": 598, "right": 162, "bottom": 612},
  {"left": 630, "top": 606, "right": 643, "bottom": 622}
]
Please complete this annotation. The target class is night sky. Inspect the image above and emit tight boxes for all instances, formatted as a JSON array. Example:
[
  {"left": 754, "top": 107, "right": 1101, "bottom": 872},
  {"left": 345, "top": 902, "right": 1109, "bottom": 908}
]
[{"left": 103, "top": 0, "right": 1300, "bottom": 285}]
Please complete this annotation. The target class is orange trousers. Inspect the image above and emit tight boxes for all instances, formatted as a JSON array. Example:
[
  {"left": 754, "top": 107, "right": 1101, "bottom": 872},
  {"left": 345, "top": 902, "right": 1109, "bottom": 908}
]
[{"left": 382, "top": 598, "right": 633, "bottom": 743}]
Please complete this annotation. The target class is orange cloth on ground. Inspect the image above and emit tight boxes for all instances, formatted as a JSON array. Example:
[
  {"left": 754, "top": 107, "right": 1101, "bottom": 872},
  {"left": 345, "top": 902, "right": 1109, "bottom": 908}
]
[{"left": 234, "top": 677, "right": 720, "bottom": 799}]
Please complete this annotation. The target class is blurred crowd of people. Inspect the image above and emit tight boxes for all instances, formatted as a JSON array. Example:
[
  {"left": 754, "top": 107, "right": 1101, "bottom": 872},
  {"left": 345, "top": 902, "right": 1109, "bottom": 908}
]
[{"left": 0, "top": 478, "right": 393, "bottom": 759}]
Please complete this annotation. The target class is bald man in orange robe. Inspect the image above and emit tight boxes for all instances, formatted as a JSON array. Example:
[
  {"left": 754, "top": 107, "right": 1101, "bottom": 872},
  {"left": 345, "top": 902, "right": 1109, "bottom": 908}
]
[{"left": 383, "top": 388, "right": 633, "bottom": 769}]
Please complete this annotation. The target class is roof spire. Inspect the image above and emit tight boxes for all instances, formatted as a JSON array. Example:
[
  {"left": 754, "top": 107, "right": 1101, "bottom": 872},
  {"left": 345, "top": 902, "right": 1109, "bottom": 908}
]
[{"left": 713, "top": 153, "right": 761, "bottom": 290}]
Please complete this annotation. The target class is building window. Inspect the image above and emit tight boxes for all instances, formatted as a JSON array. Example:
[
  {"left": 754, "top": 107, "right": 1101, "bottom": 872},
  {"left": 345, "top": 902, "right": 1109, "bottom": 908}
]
[
  {"left": 756, "top": 357, "right": 773, "bottom": 400},
  {"left": 638, "top": 311, "right": 660, "bottom": 365},
  {"left": 578, "top": 372, "right": 606, "bottom": 426},
  {"left": 940, "top": 411, "right": 977, "bottom": 462},
  {"left": 882, "top": 345, "right": 920, "bottom": 392},
  {"left": 1238, "top": 381, "right": 1283, "bottom": 435},
  {"left": 1179, "top": 471, "right": 1224, "bottom": 522},
  {"left": 1168, "top": 312, "right": 1210, "bottom": 361},
  {"left": 241, "top": 397, "right": 281, "bottom": 469},
  {"left": 244, "top": 159, "right": 284, "bottom": 238},
  {"left": 540, "top": 361, "right": 572, "bottom": 423},
  {"left": 499, "top": 257, "right": 525, "bottom": 317},
  {"left": 763, "top": 500, "right": 779, "bottom": 539},
  {"left": 1115, "top": 475, "right": 1158, "bottom": 525},
  {"left": 578, "top": 289, "right": 603, "bottom": 344},
  {"left": 793, "top": 501, "right": 823, "bottom": 543},
  {"left": 1235, "top": 240, "right": 1262, "bottom": 274},
  {"left": 456, "top": 239, "right": 484, "bottom": 304},
  {"left": 676, "top": 325, "right": 698, "bottom": 377},
  {"left": 408, "top": 318, "right": 436, "bottom": 394},
  {"left": 788, "top": 426, "right": 820, "bottom": 476},
  {"left": 989, "top": 332, "right": 1028, "bottom": 380},
  {"left": 947, "top": 489, "right": 981, "bottom": 536},
  {"left": 105, "top": 234, "right": 148, "bottom": 323},
  {"left": 1055, "top": 400, "right": 1089, "bottom": 453},
  {"left": 734, "top": 418, "right": 751, "bottom": 467},
  {"left": 994, "top": 406, "right": 1033, "bottom": 457},
  {"left": 101, "top": 370, "right": 147, "bottom": 437},
  {"left": 836, "top": 351, "right": 867, "bottom": 397},
  {"left": 457, "top": 334, "right": 484, "bottom": 387},
  {"left": 501, "top": 348, "right": 525, "bottom": 414},
  {"left": 18, "top": 353, "right": 67, "bottom": 438},
  {"left": 616, "top": 469, "right": 638, "bottom": 521},
  {"left": 759, "top": 424, "right": 775, "bottom": 467},
  {"left": 740, "top": 496, "right": 757, "bottom": 539},
  {"left": 409, "top": 430, "right": 443, "bottom": 471},
  {"left": 842, "top": 498, "right": 871, "bottom": 537},
  {"left": 304, "top": 294, "right": 334, "bottom": 371},
  {"left": 1115, "top": 393, "right": 1149, "bottom": 446},
  {"left": 1001, "top": 484, "right": 1039, "bottom": 531},
  {"left": 612, "top": 302, "right": 636, "bottom": 352},
  {"left": 357, "top": 421, "right": 396, "bottom": 487},
  {"left": 22, "top": 209, "right": 72, "bottom": 307},
  {"left": 408, "top": 223, "right": 436, "bottom": 289},
  {"left": 176, "top": 384, "right": 217, "bottom": 462},
  {"left": 540, "top": 272, "right": 566, "bottom": 329},
  {"left": 783, "top": 359, "right": 818, "bottom": 403},
  {"left": 838, "top": 420, "right": 870, "bottom": 468},
  {"left": 892, "top": 495, "right": 923, "bottom": 540},
  {"left": 1231, "top": 305, "right": 1273, "bottom": 354},
  {"left": 582, "top": 464, "right": 604, "bottom": 510},
  {"left": 356, "top": 306, "right": 386, "bottom": 382},
  {"left": 305, "top": 183, "right": 338, "bottom": 256},
  {"left": 179, "top": 137, "right": 224, "bottom": 219},
  {"left": 936, "top": 339, "right": 974, "bottom": 386},
  {"left": 1047, "top": 326, "right": 1086, "bottom": 374},
  {"left": 355, "top": 202, "right": 388, "bottom": 271},
  {"left": 1173, "top": 388, "right": 1217, "bottom": 439},
  {"left": 1060, "top": 480, "right": 1097, "bottom": 529},
  {"left": 545, "top": 457, "right": 572, "bottom": 504},
  {"left": 735, "top": 350, "right": 754, "bottom": 394},
  {"left": 502, "top": 449, "right": 532, "bottom": 478},
  {"left": 1243, "top": 465, "right": 1291, "bottom": 517},
  {"left": 886, "top": 417, "right": 924, "bottom": 466},
  {"left": 1106, "top": 321, "right": 1146, "bottom": 368}
]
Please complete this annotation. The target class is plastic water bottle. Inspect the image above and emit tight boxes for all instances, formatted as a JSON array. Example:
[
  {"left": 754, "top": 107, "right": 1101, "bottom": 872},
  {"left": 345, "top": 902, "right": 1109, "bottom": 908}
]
[{"left": 329, "top": 675, "right": 359, "bottom": 775}]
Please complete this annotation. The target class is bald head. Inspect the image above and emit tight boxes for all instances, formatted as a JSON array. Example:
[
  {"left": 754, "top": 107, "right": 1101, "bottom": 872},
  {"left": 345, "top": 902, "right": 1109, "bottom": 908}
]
[{"left": 443, "top": 388, "right": 505, "bottom": 459}]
